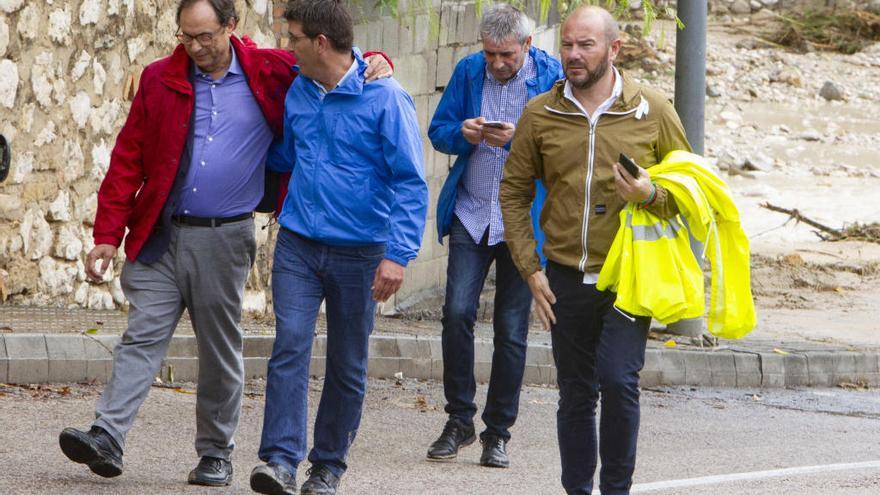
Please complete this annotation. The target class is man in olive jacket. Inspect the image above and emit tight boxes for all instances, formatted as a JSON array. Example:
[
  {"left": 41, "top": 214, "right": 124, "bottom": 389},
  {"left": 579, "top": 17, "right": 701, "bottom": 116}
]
[{"left": 499, "top": 6, "right": 691, "bottom": 495}]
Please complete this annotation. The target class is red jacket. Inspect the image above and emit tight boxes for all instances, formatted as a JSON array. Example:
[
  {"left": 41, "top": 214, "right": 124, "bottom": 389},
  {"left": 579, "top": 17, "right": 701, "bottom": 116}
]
[
  {"left": 93, "top": 35, "right": 295, "bottom": 260},
  {"left": 94, "top": 34, "right": 391, "bottom": 261}
]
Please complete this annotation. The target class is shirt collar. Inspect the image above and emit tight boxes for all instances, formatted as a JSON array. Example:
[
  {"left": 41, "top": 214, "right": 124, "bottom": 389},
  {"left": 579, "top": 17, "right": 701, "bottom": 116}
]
[
  {"left": 312, "top": 57, "right": 359, "bottom": 96},
  {"left": 193, "top": 46, "right": 241, "bottom": 79},
  {"left": 563, "top": 66, "right": 622, "bottom": 121}
]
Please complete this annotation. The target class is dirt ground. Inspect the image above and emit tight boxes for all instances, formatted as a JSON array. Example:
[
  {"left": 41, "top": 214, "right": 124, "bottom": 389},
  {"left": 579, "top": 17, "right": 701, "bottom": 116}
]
[{"left": 624, "top": 16, "right": 880, "bottom": 348}]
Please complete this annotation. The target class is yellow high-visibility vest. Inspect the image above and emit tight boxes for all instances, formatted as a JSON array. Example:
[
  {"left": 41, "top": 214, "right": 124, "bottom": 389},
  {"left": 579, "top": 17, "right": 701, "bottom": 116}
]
[{"left": 597, "top": 151, "right": 756, "bottom": 339}]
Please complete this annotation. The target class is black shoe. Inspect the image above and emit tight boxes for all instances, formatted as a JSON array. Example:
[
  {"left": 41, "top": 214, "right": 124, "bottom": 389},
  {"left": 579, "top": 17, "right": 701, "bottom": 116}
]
[
  {"left": 300, "top": 464, "right": 340, "bottom": 495},
  {"left": 250, "top": 462, "right": 297, "bottom": 495},
  {"left": 188, "top": 456, "right": 233, "bottom": 486},
  {"left": 479, "top": 435, "right": 510, "bottom": 468},
  {"left": 59, "top": 426, "right": 124, "bottom": 478},
  {"left": 426, "top": 418, "right": 477, "bottom": 461}
]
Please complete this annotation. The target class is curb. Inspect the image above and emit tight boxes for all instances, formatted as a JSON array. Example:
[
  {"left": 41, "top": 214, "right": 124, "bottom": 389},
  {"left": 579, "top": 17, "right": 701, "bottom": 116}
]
[{"left": 1, "top": 334, "right": 879, "bottom": 388}]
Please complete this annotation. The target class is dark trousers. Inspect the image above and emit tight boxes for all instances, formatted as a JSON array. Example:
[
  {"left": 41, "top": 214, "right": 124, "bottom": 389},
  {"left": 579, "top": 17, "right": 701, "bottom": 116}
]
[
  {"left": 547, "top": 261, "right": 649, "bottom": 495},
  {"left": 258, "top": 228, "right": 384, "bottom": 478},
  {"left": 441, "top": 217, "right": 532, "bottom": 440}
]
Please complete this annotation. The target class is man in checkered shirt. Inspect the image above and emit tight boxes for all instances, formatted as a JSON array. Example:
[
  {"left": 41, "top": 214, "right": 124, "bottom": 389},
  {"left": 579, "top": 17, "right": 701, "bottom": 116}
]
[{"left": 426, "top": 3, "right": 562, "bottom": 469}]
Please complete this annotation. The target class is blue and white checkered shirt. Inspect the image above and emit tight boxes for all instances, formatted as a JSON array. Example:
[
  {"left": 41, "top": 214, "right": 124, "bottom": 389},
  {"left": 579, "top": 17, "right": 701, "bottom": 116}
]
[{"left": 454, "top": 54, "right": 536, "bottom": 246}]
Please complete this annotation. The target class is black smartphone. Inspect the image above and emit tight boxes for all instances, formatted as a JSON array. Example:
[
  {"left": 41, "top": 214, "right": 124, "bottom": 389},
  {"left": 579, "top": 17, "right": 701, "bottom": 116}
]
[{"left": 618, "top": 153, "right": 640, "bottom": 178}]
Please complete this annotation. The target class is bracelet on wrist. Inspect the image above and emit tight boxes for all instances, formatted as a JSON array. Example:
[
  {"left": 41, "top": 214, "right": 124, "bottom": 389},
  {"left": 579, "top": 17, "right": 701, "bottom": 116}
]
[{"left": 638, "top": 183, "right": 657, "bottom": 209}]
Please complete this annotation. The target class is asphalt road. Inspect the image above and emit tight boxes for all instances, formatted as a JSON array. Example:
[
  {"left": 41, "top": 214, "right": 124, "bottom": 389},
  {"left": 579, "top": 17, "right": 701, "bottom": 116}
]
[{"left": 1, "top": 379, "right": 880, "bottom": 494}]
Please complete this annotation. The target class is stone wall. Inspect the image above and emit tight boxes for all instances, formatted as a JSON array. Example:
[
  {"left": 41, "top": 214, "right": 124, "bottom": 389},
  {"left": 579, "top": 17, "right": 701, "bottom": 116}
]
[
  {"left": 1, "top": 0, "right": 876, "bottom": 314},
  {"left": 0, "top": 0, "right": 559, "bottom": 314},
  {"left": 0, "top": 0, "right": 277, "bottom": 310}
]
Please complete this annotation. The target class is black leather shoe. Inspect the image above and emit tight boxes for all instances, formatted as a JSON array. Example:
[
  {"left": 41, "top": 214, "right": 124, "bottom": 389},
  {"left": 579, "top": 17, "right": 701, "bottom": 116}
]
[
  {"left": 188, "top": 456, "right": 233, "bottom": 486},
  {"left": 300, "top": 464, "right": 340, "bottom": 495},
  {"left": 426, "top": 418, "right": 477, "bottom": 461},
  {"left": 59, "top": 426, "right": 124, "bottom": 478},
  {"left": 479, "top": 435, "right": 510, "bottom": 468},
  {"left": 250, "top": 462, "right": 297, "bottom": 495}
]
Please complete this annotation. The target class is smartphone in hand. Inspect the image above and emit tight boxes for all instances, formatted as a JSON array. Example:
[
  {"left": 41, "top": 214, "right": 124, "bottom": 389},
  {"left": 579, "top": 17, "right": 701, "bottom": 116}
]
[
  {"left": 618, "top": 153, "right": 640, "bottom": 178},
  {"left": 482, "top": 120, "right": 508, "bottom": 129}
]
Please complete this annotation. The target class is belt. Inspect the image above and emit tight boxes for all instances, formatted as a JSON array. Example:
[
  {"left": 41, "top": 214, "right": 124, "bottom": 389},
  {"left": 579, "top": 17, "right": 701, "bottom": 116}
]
[{"left": 171, "top": 212, "right": 253, "bottom": 227}]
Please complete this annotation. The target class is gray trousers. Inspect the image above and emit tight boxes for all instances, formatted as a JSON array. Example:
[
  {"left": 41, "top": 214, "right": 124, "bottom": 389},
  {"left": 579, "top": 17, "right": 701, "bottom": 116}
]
[{"left": 93, "top": 219, "right": 256, "bottom": 460}]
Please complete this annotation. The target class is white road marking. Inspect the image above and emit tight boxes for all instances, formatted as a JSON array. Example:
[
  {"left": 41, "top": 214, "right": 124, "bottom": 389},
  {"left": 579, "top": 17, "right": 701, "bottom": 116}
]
[{"left": 589, "top": 460, "right": 880, "bottom": 494}]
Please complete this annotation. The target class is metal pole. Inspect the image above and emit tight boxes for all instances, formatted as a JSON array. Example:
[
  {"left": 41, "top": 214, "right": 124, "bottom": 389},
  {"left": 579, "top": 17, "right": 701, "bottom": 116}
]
[{"left": 674, "top": 0, "right": 707, "bottom": 155}]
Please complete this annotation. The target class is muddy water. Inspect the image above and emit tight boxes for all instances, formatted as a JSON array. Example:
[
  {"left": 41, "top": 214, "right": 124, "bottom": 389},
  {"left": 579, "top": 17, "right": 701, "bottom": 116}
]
[{"left": 706, "top": 100, "right": 880, "bottom": 243}]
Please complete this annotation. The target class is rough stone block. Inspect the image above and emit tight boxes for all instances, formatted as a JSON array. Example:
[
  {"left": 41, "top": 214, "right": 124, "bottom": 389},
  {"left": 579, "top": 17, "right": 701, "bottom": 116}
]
[
  {"left": 832, "top": 353, "right": 858, "bottom": 384},
  {"left": 474, "top": 338, "right": 497, "bottom": 364},
  {"left": 400, "top": 357, "right": 433, "bottom": 381},
  {"left": 430, "top": 359, "right": 444, "bottom": 381},
  {"left": 370, "top": 336, "right": 400, "bottom": 358},
  {"left": 83, "top": 337, "right": 114, "bottom": 382},
  {"left": 161, "top": 357, "right": 198, "bottom": 382},
  {"left": 643, "top": 349, "right": 661, "bottom": 375},
  {"left": 46, "top": 335, "right": 88, "bottom": 383},
  {"left": 166, "top": 335, "right": 197, "bottom": 358},
  {"left": 457, "top": 3, "right": 479, "bottom": 44},
  {"left": 759, "top": 353, "right": 785, "bottom": 388},
  {"left": 381, "top": 18, "right": 399, "bottom": 56},
  {"left": 0, "top": 336, "right": 7, "bottom": 383},
  {"left": 5, "top": 334, "right": 49, "bottom": 383},
  {"left": 394, "top": 54, "right": 431, "bottom": 97},
  {"left": 708, "top": 352, "right": 737, "bottom": 387},
  {"left": 424, "top": 337, "right": 442, "bottom": 359},
  {"left": 244, "top": 357, "right": 269, "bottom": 379},
  {"left": 435, "top": 45, "right": 455, "bottom": 89},
  {"left": 474, "top": 361, "right": 492, "bottom": 383},
  {"left": 526, "top": 344, "right": 553, "bottom": 367},
  {"left": 657, "top": 350, "right": 686, "bottom": 385},
  {"left": 803, "top": 351, "right": 833, "bottom": 386},
  {"left": 367, "top": 357, "right": 400, "bottom": 378},
  {"left": 784, "top": 353, "right": 809, "bottom": 387},
  {"left": 244, "top": 336, "right": 275, "bottom": 358},
  {"left": 522, "top": 364, "right": 544, "bottom": 386},
  {"left": 398, "top": 18, "right": 414, "bottom": 55},
  {"left": 395, "top": 336, "right": 425, "bottom": 359},
  {"left": 733, "top": 353, "right": 762, "bottom": 388},
  {"left": 313, "top": 336, "right": 327, "bottom": 359},
  {"left": 309, "top": 356, "right": 326, "bottom": 377},
  {"left": 413, "top": 14, "right": 433, "bottom": 53},
  {"left": 852, "top": 353, "right": 880, "bottom": 384},
  {"left": 681, "top": 352, "right": 713, "bottom": 386},
  {"left": 640, "top": 369, "right": 662, "bottom": 388}
]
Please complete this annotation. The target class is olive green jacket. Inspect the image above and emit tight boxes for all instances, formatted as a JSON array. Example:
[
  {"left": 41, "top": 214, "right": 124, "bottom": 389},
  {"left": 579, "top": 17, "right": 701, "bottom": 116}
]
[{"left": 500, "top": 71, "right": 692, "bottom": 278}]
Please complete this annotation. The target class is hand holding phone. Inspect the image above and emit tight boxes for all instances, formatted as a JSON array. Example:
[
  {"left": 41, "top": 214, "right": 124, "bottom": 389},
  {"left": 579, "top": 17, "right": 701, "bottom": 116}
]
[
  {"left": 482, "top": 120, "right": 508, "bottom": 129},
  {"left": 618, "top": 153, "right": 640, "bottom": 178}
]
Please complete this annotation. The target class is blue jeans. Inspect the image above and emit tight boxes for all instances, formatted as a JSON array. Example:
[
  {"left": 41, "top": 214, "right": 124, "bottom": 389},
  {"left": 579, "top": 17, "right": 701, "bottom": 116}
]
[
  {"left": 441, "top": 217, "right": 532, "bottom": 440},
  {"left": 546, "top": 261, "right": 649, "bottom": 495},
  {"left": 258, "top": 228, "right": 384, "bottom": 478}
]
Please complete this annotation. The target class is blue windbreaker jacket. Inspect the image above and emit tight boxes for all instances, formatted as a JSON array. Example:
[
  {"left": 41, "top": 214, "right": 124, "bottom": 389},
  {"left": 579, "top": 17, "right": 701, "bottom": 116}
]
[
  {"left": 267, "top": 50, "right": 428, "bottom": 266},
  {"left": 429, "top": 46, "right": 563, "bottom": 254}
]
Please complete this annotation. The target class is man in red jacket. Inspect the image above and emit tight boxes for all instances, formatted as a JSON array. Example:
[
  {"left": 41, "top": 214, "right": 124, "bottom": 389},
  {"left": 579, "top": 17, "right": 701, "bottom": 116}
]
[{"left": 57, "top": 0, "right": 390, "bottom": 487}]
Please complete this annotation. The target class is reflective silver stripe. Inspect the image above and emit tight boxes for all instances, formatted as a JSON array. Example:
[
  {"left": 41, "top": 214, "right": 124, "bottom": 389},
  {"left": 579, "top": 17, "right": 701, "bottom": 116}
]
[{"left": 626, "top": 213, "right": 684, "bottom": 241}]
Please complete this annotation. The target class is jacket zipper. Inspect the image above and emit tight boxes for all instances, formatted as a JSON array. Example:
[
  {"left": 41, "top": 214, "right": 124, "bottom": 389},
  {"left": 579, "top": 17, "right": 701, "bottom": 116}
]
[
  {"left": 543, "top": 105, "right": 597, "bottom": 272},
  {"left": 544, "top": 99, "right": 645, "bottom": 272}
]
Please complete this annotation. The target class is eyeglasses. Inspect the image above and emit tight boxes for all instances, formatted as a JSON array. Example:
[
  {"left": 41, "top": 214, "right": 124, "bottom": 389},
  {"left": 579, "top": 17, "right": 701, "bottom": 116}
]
[
  {"left": 287, "top": 33, "right": 312, "bottom": 46},
  {"left": 175, "top": 25, "right": 226, "bottom": 45}
]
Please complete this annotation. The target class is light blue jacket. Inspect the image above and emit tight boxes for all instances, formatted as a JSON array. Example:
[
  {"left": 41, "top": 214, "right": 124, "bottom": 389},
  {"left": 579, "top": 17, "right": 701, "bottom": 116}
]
[
  {"left": 267, "top": 50, "right": 428, "bottom": 266},
  {"left": 429, "top": 46, "right": 563, "bottom": 253}
]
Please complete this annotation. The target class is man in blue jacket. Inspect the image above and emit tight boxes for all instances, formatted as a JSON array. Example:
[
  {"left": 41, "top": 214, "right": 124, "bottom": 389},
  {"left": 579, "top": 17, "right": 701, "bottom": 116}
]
[
  {"left": 426, "top": 4, "right": 563, "bottom": 469},
  {"left": 248, "top": 1, "right": 427, "bottom": 494}
]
